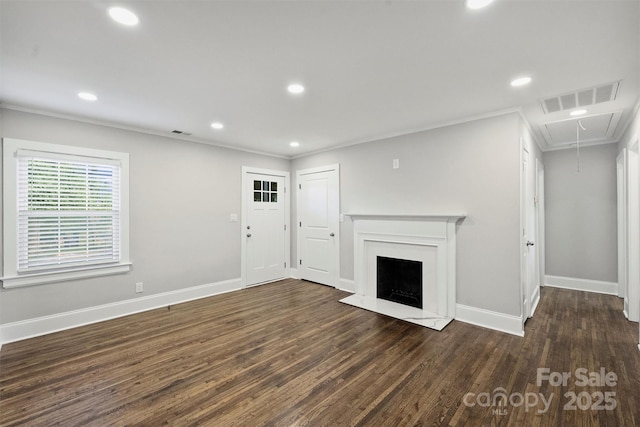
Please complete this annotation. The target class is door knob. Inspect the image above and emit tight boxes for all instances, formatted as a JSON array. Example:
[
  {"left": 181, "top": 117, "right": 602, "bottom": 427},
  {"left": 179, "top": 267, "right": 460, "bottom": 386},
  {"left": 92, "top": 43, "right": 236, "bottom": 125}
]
[
  {"left": 526, "top": 241, "right": 534, "bottom": 246},
  {"left": 247, "top": 233, "right": 252, "bottom": 238},
  {"left": 330, "top": 232, "right": 335, "bottom": 237}
]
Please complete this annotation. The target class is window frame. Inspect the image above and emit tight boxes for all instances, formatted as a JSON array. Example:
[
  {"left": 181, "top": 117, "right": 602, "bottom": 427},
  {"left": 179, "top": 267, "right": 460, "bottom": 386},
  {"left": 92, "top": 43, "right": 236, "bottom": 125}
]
[{"left": 2, "top": 138, "right": 131, "bottom": 288}]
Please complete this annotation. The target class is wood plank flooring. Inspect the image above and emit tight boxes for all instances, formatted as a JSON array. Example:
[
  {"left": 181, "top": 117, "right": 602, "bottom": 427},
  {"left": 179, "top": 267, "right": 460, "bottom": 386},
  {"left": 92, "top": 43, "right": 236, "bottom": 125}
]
[{"left": 1, "top": 279, "right": 639, "bottom": 426}]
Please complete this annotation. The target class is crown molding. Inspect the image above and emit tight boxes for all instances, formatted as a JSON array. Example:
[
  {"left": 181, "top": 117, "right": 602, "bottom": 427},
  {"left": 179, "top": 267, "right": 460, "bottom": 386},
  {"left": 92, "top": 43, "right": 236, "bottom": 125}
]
[
  {"left": 0, "top": 103, "right": 290, "bottom": 160},
  {"left": 292, "top": 107, "right": 538, "bottom": 160}
]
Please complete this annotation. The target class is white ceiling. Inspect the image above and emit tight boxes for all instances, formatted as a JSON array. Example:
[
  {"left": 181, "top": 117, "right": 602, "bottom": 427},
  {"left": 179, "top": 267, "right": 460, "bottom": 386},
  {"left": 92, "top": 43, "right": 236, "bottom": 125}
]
[{"left": 1, "top": 0, "right": 639, "bottom": 158}]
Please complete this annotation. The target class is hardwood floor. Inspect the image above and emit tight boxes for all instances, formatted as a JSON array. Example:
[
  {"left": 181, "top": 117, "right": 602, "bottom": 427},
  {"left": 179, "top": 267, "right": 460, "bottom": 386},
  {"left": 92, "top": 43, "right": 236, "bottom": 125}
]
[{"left": 1, "top": 279, "right": 639, "bottom": 426}]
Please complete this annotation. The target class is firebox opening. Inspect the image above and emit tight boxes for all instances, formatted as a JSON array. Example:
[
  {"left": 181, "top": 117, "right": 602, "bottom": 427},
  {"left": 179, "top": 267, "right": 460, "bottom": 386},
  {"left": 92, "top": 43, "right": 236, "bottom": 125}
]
[{"left": 376, "top": 256, "right": 423, "bottom": 309}]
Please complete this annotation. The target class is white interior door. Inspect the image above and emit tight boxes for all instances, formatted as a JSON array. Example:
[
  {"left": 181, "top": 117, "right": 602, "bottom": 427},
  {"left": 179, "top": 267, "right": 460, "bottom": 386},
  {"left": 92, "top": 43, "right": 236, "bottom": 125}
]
[
  {"left": 617, "top": 149, "right": 628, "bottom": 313},
  {"left": 245, "top": 172, "right": 286, "bottom": 286},
  {"left": 297, "top": 165, "right": 339, "bottom": 287}
]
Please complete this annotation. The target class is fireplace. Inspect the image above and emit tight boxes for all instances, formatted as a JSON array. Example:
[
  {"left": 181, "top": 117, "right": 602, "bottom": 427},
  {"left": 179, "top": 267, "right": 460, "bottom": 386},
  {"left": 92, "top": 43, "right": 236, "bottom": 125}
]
[
  {"left": 339, "top": 213, "right": 465, "bottom": 331},
  {"left": 377, "top": 256, "right": 423, "bottom": 309}
]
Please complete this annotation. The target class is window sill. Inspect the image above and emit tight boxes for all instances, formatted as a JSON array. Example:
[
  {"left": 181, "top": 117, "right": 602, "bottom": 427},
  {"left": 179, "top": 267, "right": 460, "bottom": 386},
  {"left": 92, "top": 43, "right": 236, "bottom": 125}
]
[{"left": 1, "top": 263, "right": 132, "bottom": 289}]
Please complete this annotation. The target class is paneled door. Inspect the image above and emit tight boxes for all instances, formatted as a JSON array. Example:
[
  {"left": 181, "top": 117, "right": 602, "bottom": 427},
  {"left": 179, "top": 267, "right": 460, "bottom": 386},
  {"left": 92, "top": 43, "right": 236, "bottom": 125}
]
[
  {"left": 245, "top": 172, "right": 286, "bottom": 286},
  {"left": 297, "top": 165, "right": 339, "bottom": 287}
]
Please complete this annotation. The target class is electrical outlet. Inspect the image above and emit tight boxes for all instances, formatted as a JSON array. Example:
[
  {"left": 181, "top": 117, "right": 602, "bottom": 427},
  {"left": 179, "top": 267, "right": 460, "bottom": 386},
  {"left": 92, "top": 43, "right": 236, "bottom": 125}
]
[
  {"left": 393, "top": 158, "right": 400, "bottom": 169},
  {"left": 135, "top": 282, "right": 143, "bottom": 293}
]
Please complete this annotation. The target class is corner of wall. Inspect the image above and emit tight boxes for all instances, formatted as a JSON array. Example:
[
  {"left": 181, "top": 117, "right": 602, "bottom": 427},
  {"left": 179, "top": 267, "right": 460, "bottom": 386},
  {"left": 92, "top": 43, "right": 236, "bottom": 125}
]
[{"left": 338, "top": 278, "right": 355, "bottom": 293}]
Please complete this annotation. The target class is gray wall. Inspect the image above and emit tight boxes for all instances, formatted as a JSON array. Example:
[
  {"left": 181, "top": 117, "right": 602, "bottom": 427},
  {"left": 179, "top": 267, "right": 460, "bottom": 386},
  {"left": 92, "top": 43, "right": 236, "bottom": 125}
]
[
  {"left": 544, "top": 144, "right": 618, "bottom": 282},
  {"left": 1, "top": 108, "right": 538, "bottom": 325},
  {"left": 292, "top": 113, "right": 524, "bottom": 316},
  {"left": 0, "top": 109, "right": 289, "bottom": 323}
]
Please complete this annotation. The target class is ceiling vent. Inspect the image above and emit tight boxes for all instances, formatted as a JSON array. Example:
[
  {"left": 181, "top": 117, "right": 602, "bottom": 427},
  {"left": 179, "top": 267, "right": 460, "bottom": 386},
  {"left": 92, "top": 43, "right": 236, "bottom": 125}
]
[{"left": 540, "top": 81, "right": 620, "bottom": 114}]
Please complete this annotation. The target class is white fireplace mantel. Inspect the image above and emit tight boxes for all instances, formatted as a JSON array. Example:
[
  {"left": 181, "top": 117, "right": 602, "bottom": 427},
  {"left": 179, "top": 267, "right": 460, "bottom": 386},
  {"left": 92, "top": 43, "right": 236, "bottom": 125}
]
[{"left": 340, "top": 213, "right": 466, "bottom": 331}]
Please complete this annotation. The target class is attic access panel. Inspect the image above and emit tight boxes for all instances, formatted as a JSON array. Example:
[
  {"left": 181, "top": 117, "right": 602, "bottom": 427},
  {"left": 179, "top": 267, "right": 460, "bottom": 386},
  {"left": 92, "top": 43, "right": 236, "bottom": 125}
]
[{"left": 543, "top": 113, "right": 618, "bottom": 147}]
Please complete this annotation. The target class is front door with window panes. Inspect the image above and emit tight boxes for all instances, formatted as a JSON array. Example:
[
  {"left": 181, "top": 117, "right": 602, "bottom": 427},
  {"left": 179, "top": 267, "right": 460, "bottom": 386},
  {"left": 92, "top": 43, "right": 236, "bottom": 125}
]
[{"left": 246, "top": 174, "right": 285, "bottom": 285}]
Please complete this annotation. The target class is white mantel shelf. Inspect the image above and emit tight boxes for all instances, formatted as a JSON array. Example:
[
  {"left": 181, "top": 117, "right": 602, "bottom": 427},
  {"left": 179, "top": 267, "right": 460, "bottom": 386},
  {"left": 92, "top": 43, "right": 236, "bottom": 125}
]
[{"left": 345, "top": 213, "right": 466, "bottom": 222}]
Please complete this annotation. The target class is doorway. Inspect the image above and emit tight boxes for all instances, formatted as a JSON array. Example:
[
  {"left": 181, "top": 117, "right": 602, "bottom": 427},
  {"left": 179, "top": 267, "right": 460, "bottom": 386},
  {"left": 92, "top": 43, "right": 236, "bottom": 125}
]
[
  {"left": 626, "top": 142, "right": 639, "bottom": 322},
  {"left": 534, "top": 158, "right": 545, "bottom": 314}
]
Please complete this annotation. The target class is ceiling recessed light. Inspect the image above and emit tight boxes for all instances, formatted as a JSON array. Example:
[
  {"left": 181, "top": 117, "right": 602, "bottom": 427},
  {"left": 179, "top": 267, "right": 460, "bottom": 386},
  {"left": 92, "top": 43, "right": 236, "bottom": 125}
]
[
  {"left": 290, "top": 141, "right": 300, "bottom": 147},
  {"left": 210, "top": 122, "right": 224, "bottom": 130},
  {"left": 108, "top": 7, "right": 139, "bottom": 26},
  {"left": 570, "top": 109, "right": 588, "bottom": 117},
  {"left": 510, "top": 76, "right": 532, "bottom": 87},
  {"left": 287, "top": 83, "right": 305, "bottom": 94},
  {"left": 78, "top": 92, "right": 98, "bottom": 101},
  {"left": 465, "top": 0, "right": 495, "bottom": 10}
]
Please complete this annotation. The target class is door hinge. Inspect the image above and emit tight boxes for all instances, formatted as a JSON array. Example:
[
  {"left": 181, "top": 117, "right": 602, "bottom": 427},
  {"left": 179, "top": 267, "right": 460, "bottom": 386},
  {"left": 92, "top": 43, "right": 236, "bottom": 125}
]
[
  {"left": 284, "top": 261, "right": 287, "bottom": 268},
  {"left": 284, "top": 186, "right": 287, "bottom": 194},
  {"left": 299, "top": 221, "right": 302, "bottom": 227},
  {"left": 284, "top": 224, "right": 287, "bottom": 231},
  {"left": 299, "top": 184, "right": 301, "bottom": 190},
  {"left": 299, "top": 259, "right": 302, "bottom": 265}
]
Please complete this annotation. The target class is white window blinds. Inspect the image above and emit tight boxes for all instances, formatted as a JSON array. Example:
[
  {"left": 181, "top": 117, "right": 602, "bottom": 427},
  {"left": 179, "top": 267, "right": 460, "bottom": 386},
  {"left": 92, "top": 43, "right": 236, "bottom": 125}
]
[{"left": 16, "top": 151, "right": 122, "bottom": 272}]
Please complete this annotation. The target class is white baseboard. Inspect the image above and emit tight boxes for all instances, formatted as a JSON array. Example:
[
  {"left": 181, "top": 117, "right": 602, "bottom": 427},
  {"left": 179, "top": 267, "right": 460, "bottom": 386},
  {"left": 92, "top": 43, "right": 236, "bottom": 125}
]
[
  {"left": 455, "top": 304, "right": 524, "bottom": 337},
  {"left": 338, "top": 278, "right": 355, "bottom": 293},
  {"left": 544, "top": 275, "right": 618, "bottom": 295},
  {"left": 0, "top": 278, "right": 241, "bottom": 345},
  {"left": 289, "top": 270, "right": 353, "bottom": 293}
]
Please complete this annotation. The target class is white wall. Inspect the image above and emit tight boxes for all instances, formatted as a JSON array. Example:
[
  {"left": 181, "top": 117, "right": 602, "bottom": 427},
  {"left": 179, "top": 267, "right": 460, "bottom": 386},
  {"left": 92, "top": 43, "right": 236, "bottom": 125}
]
[
  {"left": 544, "top": 144, "right": 618, "bottom": 283},
  {"left": 0, "top": 109, "right": 289, "bottom": 324},
  {"left": 292, "top": 113, "right": 524, "bottom": 317}
]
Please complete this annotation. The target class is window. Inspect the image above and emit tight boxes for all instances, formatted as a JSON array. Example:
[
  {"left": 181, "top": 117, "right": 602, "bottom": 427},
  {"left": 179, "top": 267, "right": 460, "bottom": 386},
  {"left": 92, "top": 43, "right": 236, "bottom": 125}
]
[
  {"left": 253, "top": 180, "right": 278, "bottom": 203},
  {"left": 2, "top": 138, "right": 130, "bottom": 288}
]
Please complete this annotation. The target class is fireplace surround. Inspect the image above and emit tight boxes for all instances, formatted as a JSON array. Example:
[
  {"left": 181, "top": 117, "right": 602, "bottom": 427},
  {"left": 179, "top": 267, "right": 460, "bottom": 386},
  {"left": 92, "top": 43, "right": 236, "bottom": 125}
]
[{"left": 340, "top": 213, "right": 465, "bottom": 331}]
